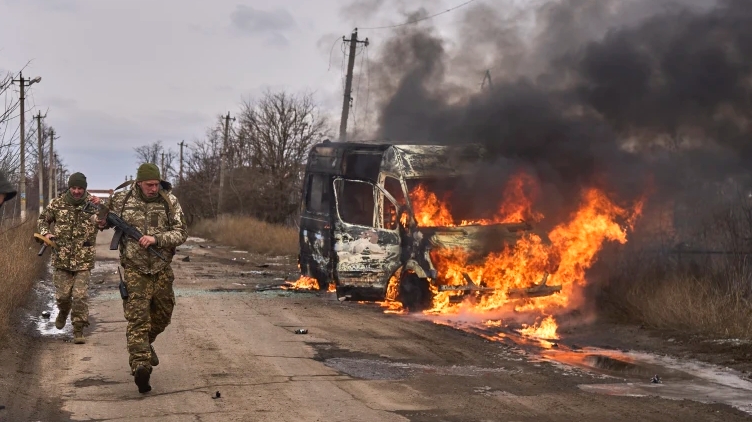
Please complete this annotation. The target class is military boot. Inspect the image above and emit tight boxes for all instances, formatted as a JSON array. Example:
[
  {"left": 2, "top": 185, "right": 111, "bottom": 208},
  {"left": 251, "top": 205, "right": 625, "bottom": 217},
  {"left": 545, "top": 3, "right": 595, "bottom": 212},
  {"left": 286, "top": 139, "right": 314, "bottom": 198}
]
[
  {"left": 73, "top": 322, "right": 85, "bottom": 344},
  {"left": 134, "top": 364, "right": 151, "bottom": 393},
  {"left": 55, "top": 311, "right": 67, "bottom": 330},
  {"left": 150, "top": 344, "right": 159, "bottom": 366}
]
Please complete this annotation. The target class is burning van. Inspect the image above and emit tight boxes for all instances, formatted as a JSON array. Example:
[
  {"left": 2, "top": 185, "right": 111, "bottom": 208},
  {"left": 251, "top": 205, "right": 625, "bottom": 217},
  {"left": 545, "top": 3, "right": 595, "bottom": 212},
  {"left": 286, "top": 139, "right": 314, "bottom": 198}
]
[{"left": 298, "top": 140, "right": 562, "bottom": 311}]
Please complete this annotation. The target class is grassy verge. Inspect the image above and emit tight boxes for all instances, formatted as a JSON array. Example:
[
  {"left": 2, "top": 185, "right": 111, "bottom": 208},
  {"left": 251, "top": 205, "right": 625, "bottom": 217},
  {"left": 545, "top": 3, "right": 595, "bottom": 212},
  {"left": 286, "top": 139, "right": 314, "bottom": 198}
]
[
  {"left": 0, "top": 217, "right": 47, "bottom": 338},
  {"left": 191, "top": 215, "right": 298, "bottom": 256},
  {"left": 599, "top": 251, "right": 752, "bottom": 340}
]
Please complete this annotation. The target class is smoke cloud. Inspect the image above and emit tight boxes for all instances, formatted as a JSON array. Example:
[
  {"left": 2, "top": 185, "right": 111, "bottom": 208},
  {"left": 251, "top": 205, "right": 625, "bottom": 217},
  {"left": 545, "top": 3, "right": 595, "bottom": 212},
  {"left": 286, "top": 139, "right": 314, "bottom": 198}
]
[{"left": 353, "top": 0, "right": 752, "bottom": 228}]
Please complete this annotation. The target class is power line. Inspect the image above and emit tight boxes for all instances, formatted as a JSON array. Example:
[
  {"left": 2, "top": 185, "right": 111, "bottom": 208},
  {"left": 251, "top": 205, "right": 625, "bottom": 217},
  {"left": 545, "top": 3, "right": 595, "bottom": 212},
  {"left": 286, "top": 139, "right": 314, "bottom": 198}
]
[
  {"left": 359, "top": 0, "right": 477, "bottom": 30},
  {"left": 327, "top": 36, "right": 343, "bottom": 71}
]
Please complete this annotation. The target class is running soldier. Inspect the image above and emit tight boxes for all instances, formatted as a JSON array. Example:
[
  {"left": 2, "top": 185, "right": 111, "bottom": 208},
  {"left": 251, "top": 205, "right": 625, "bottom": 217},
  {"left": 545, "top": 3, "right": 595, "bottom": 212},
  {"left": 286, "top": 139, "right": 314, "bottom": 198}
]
[
  {"left": 37, "top": 172, "right": 100, "bottom": 344},
  {"left": 99, "top": 163, "right": 187, "bottom": 393}
]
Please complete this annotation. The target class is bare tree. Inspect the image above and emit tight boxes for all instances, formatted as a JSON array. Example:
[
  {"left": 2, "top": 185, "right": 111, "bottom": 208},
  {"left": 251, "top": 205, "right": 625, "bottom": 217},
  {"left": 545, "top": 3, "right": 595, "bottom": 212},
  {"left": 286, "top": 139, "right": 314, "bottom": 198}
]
[
  {"left": 134, "top": 140, "right": 177, "bottom": 182},
  {"left": 233, "top": 90, "right": 330, "bottom": 223},
  {"left": 173, "top": 90, "right": 330, "bottom": 224}
]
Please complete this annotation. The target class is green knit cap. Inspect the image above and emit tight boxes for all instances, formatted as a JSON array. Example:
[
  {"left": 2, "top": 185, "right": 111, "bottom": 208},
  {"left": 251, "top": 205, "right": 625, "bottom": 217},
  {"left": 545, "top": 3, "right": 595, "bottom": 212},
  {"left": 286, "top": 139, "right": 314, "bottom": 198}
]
[
  {"left": 68, "top": 172, "right": 87, "bottom": 189},
  {"left": 136, "top": 163, "right": 161, "bottom": 181}
]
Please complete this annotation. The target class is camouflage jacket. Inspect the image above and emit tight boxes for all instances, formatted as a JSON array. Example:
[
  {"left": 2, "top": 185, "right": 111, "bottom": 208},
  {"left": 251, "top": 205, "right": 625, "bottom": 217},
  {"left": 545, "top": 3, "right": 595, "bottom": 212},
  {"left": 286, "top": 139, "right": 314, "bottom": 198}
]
[
  {"left": 37, "top": 192, "right": 99, "bottom": 271},
  {"left": 106, "top": 186, "right": 187, "bottom": 274}
]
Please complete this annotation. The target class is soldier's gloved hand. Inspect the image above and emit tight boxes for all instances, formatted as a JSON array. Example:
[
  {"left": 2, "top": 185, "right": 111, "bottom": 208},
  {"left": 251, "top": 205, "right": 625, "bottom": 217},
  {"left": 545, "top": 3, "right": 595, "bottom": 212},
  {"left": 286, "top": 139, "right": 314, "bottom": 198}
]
[{"left": 139, "top": 235, "right": 156, "bottom": 249}]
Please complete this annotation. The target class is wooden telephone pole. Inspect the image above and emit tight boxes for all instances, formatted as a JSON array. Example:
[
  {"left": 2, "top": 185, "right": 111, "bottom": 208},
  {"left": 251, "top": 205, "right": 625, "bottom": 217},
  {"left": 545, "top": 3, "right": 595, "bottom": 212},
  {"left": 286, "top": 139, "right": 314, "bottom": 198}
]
[
  {"left": 339, "top": 28, "right": 369, "bottom": 142},
  {"left": 11, "top": 72, "right": 42, "bottom": 220},
  {"left": 48, "top": 128, "right": 56, "bottom": 201},
  {"left": 218, "top": 112, "right": 234, "bottom": 215},
  {"left": 54, "top": 153, "right": 59, "bottom": 196},
  {"left": 178, "top": 140, "right": 185, "bottom": 184},
  {"left": 481, "top": 70, "right": 493, "bottom": 91},
  {"left": 34, "top": 111, "right": 46, "bottom": 212}
]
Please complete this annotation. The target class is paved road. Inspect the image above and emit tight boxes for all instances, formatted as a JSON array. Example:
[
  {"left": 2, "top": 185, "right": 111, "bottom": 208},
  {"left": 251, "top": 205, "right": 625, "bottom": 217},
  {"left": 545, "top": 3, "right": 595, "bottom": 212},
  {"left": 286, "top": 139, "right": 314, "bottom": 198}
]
[{"left": 1, "top": 231, "right": 750, "bottom": 421}]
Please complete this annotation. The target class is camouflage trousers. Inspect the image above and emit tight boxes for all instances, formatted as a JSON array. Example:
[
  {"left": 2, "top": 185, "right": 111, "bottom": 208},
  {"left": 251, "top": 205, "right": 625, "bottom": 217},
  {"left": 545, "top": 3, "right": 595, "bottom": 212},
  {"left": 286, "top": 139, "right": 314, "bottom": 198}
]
[
  {"left": 122, "top": 265, "right": 175, "bottom": 374},
  {"left": 53, "top": 269, "right": 90, "bottom": 327}
]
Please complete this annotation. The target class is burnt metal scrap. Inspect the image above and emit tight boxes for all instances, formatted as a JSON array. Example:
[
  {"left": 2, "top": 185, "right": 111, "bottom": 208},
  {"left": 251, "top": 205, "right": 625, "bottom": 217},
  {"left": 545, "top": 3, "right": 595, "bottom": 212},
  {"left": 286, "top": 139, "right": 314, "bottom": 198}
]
[{"left": 297, "top": 140, "right": 563, "bottom": 310}]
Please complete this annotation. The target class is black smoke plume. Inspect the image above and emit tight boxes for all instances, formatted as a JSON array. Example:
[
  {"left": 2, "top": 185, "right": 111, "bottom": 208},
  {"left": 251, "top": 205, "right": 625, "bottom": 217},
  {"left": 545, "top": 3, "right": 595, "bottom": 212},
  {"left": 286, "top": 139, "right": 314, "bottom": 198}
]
[{"left": 355, "top": 0, "right": 752, "bottom": 228}]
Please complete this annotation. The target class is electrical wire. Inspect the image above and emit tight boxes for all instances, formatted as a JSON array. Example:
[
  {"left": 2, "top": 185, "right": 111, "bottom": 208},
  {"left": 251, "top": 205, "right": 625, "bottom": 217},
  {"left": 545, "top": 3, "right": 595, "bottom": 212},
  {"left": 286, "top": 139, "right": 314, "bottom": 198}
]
[
  {"left": 327, "top": 36, "right": 343, "bottom": 71},
  {"left": 359, "top": 0, "right": 477, "bottom": 30}
]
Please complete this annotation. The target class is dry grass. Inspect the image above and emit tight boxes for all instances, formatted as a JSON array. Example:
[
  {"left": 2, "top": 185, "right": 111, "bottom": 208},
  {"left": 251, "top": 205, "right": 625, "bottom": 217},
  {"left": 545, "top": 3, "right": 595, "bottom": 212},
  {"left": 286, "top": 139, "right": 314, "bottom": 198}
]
[
  {"left": 0, "top": 217, "right": 47, "bottom": 338},
  {"left": 620, "top": 275, "right": 752, "bottom": 339},
  {"left": 191, "top": 215, "right": 298, "bottom": 256},
  {"left": 600, "top": 250, "right": 752, "bottom": 340}
]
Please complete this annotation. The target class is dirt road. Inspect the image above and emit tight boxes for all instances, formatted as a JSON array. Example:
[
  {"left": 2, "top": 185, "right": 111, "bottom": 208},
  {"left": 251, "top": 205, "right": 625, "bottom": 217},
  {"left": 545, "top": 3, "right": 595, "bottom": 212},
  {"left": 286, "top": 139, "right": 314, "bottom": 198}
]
[{"left": 1, "top": 231, "right": 751, "bottom": 421}]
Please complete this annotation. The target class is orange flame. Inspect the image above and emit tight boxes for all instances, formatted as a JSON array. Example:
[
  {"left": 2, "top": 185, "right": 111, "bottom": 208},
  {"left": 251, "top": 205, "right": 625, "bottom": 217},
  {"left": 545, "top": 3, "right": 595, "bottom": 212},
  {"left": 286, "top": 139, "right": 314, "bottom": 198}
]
[
  {"left": 282, "top": 276, "right": 319, "bottom": 291},
  {"left": 410, "top": 185, "right": 455, "bottom": 227},
  {"left": 518, "top": 315, "right": 559, "bottom": 340},
  {"left": 494, "top": 172, "right": 544, "bottom": 224},
  {"left": 377, "top": 272, "right": 406, "bottom": 314},
  {"left": 393, "top": 171, "right": 645, "bottom": 341},
  {"left": 327, "top": 282, "right": 337, "bottom": 293}
]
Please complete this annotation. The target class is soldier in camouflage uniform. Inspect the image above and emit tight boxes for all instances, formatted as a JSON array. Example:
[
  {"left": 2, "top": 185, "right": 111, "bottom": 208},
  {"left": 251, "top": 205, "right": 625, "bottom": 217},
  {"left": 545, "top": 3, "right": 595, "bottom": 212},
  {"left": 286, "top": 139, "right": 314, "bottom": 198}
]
[
  {"left": 0, "top": 170, "right": 17, "bottom": 208},
  {"left": 37, "top": 172, "right": 100, "bottom": 344},
  {"left": 99, "top": 163, "right": 187, "bottom": 394}
]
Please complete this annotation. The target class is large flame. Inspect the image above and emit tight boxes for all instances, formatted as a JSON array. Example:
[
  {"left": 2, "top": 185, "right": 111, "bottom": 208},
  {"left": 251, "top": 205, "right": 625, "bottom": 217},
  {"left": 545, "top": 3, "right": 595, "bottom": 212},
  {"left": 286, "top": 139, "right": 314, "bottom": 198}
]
[{"left": 399, "top": 172, "right": 644, "bottom": 339}]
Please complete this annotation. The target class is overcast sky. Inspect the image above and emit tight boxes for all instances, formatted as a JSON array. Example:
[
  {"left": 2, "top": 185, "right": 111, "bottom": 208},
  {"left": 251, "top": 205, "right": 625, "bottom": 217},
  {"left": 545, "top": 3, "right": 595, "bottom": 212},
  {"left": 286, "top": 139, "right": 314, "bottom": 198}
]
[{"left": 0, "top": 0, "right": 461, "bottom": 189}]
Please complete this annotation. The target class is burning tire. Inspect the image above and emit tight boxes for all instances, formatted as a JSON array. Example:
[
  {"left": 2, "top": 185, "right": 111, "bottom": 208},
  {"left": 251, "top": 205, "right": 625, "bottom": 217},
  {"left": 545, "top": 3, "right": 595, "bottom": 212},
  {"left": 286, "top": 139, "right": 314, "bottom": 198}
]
[{"left": 397, "top": 272, "right": 432, "bottom": 312}]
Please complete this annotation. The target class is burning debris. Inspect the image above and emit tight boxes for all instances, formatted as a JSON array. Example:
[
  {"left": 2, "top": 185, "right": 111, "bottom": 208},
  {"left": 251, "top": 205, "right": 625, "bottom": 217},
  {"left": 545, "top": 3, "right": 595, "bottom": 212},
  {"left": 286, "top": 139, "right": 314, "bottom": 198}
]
[{"left": 281, "top": 276, "right": 320, "bottom": 291}]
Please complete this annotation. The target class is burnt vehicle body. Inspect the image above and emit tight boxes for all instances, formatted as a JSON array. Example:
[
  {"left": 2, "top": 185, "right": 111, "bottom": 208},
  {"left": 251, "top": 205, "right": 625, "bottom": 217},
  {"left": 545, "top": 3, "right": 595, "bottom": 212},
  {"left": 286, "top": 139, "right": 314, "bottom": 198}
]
[{"left": 298, "top": 140, "right": 560, "bottom": 309}]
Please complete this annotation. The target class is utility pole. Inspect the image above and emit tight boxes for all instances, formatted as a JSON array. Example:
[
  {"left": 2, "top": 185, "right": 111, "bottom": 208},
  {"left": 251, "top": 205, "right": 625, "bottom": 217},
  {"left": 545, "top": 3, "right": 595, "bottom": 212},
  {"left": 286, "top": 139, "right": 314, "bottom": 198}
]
[
  {"left": 34, "top": 111, "right": 45, "bottom": 212},
  {"left": 178, "top": 140, "right": 185, "bottom": 184},
  {"left": 161, "top": 152, "right": 165, "bottom": 180},
  {"left": 48, "top": 128, "right": 55, "bottom": 202},
  {"left": 218, "top": 112, "right": 234, "bottom": 215},
  {"left": 481, "top": 70, "right": 493, "bottom": 91},
  {"left": 339, "top": 28, "right": 369, "bottom": 142},
  {"left": 11, "top": 72, "right": 42, "bottom": 220},
  {"left": 54, "top": 153, "right": 59, "bottom": 196}
]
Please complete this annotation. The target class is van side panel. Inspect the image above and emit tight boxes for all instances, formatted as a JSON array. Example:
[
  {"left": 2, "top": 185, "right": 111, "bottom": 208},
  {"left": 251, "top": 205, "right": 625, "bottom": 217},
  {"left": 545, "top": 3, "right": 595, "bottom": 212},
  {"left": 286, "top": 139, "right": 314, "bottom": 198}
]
[{"left": 299, "top": 172, "right": 334, "bottom": 286}]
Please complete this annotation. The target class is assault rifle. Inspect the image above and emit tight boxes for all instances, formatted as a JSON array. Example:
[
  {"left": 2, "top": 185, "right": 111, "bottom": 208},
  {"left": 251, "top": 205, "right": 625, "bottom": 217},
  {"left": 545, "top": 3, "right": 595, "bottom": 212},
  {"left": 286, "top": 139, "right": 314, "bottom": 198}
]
[
  {"left": 33, "top": 233, "right": 57, "bottom": 256},
  {"left": 84, "top": 201, "right": 167, "bottom": 262}
]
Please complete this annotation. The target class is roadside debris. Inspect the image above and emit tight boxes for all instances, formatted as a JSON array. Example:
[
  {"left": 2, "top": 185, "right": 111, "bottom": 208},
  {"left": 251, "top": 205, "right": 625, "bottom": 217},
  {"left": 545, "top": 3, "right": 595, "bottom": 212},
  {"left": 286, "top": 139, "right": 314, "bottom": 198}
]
[
  {"left": 181, "top": 256, "right": 190, "bottom": 262},
  {"left": 295, "top": 329, "right": 308, "bottom": 334},
  {"left": 240, "top": 270, "right": 271, "bottom": 277},
  {"left": 41, "top": 311, "right": 51, "bottom": 319},
  {"left": 213, "top": 391, "right": 221, "bottom": 399},
  {"left": 651, "top": 374, "right": 662, "bottom": 384}
]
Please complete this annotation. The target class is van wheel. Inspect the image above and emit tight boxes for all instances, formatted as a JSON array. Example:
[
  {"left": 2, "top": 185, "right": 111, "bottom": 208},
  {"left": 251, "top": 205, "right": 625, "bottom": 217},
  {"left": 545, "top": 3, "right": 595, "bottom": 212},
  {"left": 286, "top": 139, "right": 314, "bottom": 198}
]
[
  {"left": 398, "top": 273, "right": 432, "bottom": 312},
  {"left": 316, "top": 278, "right": 329, "bottom": 292}
]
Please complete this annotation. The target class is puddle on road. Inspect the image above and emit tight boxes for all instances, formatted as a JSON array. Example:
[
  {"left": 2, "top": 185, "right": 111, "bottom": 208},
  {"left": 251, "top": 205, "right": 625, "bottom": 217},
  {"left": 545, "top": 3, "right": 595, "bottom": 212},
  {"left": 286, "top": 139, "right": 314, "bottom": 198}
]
[
  {"left": 30, "top": 280, "right": 70, "bottom": 338},
  {"left": 538, "top": 348, "right": 752, "bottom": 415},
  {"left": 429, "top": 317, "right": 752, "bottom": 415},
  {"left": 324, "top": 357, "right": 515, "bottom": 380},
  {"left": 29, "top": 260, "right": 122, "bottom": 338}
]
